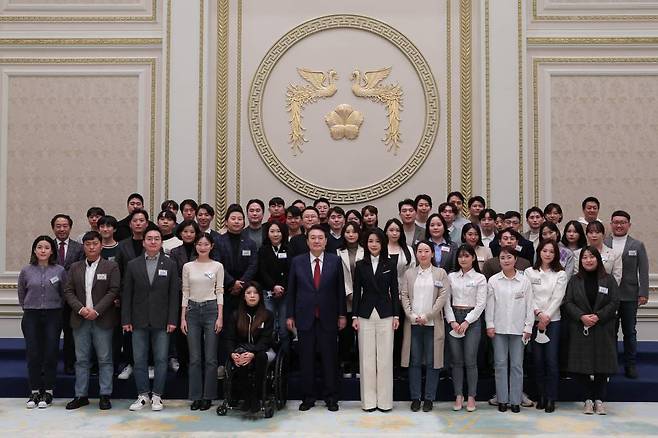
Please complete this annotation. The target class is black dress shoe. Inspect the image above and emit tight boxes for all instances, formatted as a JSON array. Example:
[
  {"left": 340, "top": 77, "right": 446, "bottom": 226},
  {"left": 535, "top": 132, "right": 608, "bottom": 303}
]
[
  {"left": 199, "top": 399, "right": 212, "bottom": 411},
  {"left": 99, "top": 395, "right": 112, "bottom": 410},
  {"left": 510, "top": 404, "right": 520, "bottom": 413},
  {"left": 299, "top": 400, "right": 315, "bottom": 411},
  {"left": 535, "top": 397, "right": 545, "bottom": 410},
  {"left": 377, "top": 407, "right": 392, "bottom": 413},
  {"left": 545, "top": 400, "right": 555, "bottom": 413},
  {"left": 363, "top": 407, "right": 377, "bottom": 412},
  {"left": 66, "top": 397, "right": 89, "bottom": 410},
  {"left": 498, "top": 403, "right": 507, "bottom": 413},
  {"left": 625, "top": 365, "right": 638, "bottom": 379},
  {"left": 422, "top": 400, "right": 433, "bottom": 412},
  {"left": 326, "top": 400, "right": 339, "bottom": 412},
  {"left": 410, "top": 399, "right": 421, "bottom": 412},
  {"left": 190, "top": 400, "right": 202, "bottom": 411}
]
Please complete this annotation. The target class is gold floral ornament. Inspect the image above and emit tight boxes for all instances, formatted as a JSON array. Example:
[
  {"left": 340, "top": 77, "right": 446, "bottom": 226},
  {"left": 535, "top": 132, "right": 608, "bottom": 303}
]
[
  {"left": 325, "top": 104, "right": 364, "bottom": 140},
  {"left": 351, "top": 67, "right": 403, "bottom": 155},
  {"left": 286, "top": 68, "right": 338, "bottom": 155}
]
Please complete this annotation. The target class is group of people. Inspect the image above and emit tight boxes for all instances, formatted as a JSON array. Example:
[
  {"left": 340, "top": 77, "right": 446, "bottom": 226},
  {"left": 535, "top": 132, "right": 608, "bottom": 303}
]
[{"left": 16, "top": 191, "right": 648, "bottom": 417}]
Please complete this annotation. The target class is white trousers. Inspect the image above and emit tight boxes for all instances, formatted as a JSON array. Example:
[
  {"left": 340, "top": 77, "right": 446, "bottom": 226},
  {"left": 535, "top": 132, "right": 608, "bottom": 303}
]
[{"left": 358, "top": 309, "right": 394, "bottom": 410}]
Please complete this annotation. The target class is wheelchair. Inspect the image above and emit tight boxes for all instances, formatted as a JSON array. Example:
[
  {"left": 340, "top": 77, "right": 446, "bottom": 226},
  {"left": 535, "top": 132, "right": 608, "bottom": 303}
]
[{"left": 216, "top": 343, "right": 289, "bottom": 418}]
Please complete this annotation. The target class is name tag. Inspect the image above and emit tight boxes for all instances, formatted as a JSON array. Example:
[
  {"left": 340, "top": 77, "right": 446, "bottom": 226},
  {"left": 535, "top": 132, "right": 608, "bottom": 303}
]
[
  {"left": 434, "top": 281, "right": 443, "bottom": 288},
  {"left": 242, "top": 250, "right": 251, "bottom": 256},
  {"left": 440, "top": 246, "right": 450, "bottom": 252},
  {"left": 629, "top": 250, "right": 637, "bottom": 257},
  {"left": 466, "top": 281, "right": 476, "bottom": 287},
  {"left": 158, "top": 269, "right": 168, "bottom": 277},
  {"left": 259, "top": 322, "right": 265, "bottom": 328},
  {"left": 515, "top": 245, "right": 523, "bottom": 252},
  {"left": 96, "top": 273, "right": 107, "bottom": 281},
  {"left": 477, "top": 257, "right": 484, "bottom": 262},
  {"left": 514, "top": 291, "right": 524, "bottom": 299},
  {"left": 108, "top": 256, "right": 115, "bottom": 262},
  {"left": 531, "top": 278, "right": 541, "bottom": 285},
  {"left": 383, "top": 270, "right": 391, "bottom": 274},
  {"left": 277, "top": 252, "right": 287, "bottom": 259},
  {"left": 205, "top": 272, "right": 215, "bottom": 279},
  {"left": 598, "top": 286, "right": 608, "bottom": 295},
  {"left": 601, "top": 256, "right": 608, "bottom": 262},
  {"left": 49, "top": 276, "right": 60, "bottom": 285}
]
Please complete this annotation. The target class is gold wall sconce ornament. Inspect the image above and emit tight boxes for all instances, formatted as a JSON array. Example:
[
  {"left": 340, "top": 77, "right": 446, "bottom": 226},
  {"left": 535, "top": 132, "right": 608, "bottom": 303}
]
[
  {"left": 286, "top": 68, "right": 338, "bottom": 155},
  {"left": 351, "top": 67, "right": 403, "bottom": 155},
  {"left": 325, "top": 104, "right": 364, "bottom": 140}
]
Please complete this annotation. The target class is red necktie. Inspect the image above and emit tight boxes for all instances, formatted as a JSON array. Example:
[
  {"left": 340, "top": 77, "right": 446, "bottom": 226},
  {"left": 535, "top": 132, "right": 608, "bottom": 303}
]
[
  {"left": 313, "top": 258, "right": 321, "bottom": 318},
  {"left": 58, "top": 241, "right": 66, "bottom": 265}
]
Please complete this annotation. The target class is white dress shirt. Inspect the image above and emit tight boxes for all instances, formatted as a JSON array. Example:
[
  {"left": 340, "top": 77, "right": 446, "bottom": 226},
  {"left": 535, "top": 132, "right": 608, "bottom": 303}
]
[
  {"left": 572, "top": 245, "right": 622, "bottom": 285},
  {"left": 444, "top": 269, "right": 487, "bottom": 324},
  {"left": 485, "top": 270, "right": 534, "bottom": 335},
  {"left": 309, "top": 252, "right": 324, "bottom": 274},
  {"left": 84, "top": 258, "right": 100, "bottom": 309},
  {"left": 411, "top": 267, "right": 435, "bottom": 326},
  {"left": 56, "top": 238, "right": 70, "bottom": 260},
  {"left": 481, "top": 233, "right": 495, "bottom": 248},
  {"left": 371, "top": 255, "right": 379, "bottom": 274},
  {"left": 523, "top": 267, "right": 567, "bottom": 321}
]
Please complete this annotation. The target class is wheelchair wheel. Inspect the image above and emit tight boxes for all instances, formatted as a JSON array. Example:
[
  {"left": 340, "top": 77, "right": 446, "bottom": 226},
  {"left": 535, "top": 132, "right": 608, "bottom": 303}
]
[
  {"left": 263, "top": 399, "right": 275, "bottom": 418},
  {"left": 216, "top": 403, "right": 228, "bottom": 416},
  {"left": 274, "top": 351, "right": 288, "bottom": 410}
]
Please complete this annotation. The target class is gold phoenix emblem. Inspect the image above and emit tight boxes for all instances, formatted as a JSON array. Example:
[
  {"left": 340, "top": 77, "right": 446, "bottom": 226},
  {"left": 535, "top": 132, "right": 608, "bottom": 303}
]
[
  {"left": 325, "top": 104, "right": 364, "bottom": 140},
  {"left": 351, "top": 67, "right": 403, "bottom": 155},
  {"left": 286, "top": 68, "right": 338, "bottom": 155}
]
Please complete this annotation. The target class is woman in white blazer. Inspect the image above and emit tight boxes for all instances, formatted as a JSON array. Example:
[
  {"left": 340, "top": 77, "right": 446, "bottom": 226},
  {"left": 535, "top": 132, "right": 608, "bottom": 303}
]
[
  {"left": 486, "top": 247, "right": 533, "bottom": 413},
  {"left": 336, "top": 221, "right": 364, "bottom": 378},
  {"left": 572, "top": 221, "right": 622, "bottom": 285},
  {"left": 524, "top": 240, "right": 567, "bottom": 413}
]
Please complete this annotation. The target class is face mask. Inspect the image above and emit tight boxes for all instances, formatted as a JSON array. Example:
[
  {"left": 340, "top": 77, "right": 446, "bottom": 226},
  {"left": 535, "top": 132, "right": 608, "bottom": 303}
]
[
  {"left": 583, "top": 326, "right": 590, "bottom": 337},
  {"left": 535, "top": 330, "right": 550, "bottom": 344},
  {"left": 449, "top": 329, "right": 465, "bottom": 339}
]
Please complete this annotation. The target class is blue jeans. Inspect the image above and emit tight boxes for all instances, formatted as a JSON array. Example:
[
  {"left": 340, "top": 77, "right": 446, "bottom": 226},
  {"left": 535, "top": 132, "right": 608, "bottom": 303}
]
[
  {"left": 186, "top": 300, "right": 219, "bottom": 400},
  {"left": 447, "top": 309, "right": 481, "bottom": 397},
  {"left": 616, "top": 300, "right": 638, "bottom": 366},
  {"left": 72, "top": 320, "right": 113, "bottom": 397},
  {"left": 263, "top": 291, "right": 288, "bottom": 351},
  {"left": 21, "top": 309, "right": 62, "bottom": 392},
  {"left": 532, "top": 320, "right": 560, "bottom": 401},
  {"left": 132, "top": 328, "right": 169, "bottom": 396},
  {"left": 493, "top": 334, "right": 524, "bottom": 405},
  {"left": 409, "top": 325, "right": 440, "bottom": 401}
]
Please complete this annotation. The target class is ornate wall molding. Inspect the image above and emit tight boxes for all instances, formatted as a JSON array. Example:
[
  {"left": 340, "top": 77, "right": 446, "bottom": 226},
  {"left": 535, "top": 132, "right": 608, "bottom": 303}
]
[
  {"left": 528, "top": 37, "right": 658, "bottom": 46},
  {"left": 517, "top": 0, "right": 525, "bottom": 212},
  {"left": 532, "top": 0, "right": 658, "bottom": 21},
  {"left": 0, "top": 38, "right": 161, "bottom": 46},
  {"left": 446, "top": 0, "right": 452, "bottom": 191},
  {"left": 164, "top": 0, "right": 172, "bottom": 198},
  {"left": 0, "top": 0, "right": 157, "bottom": 22},
  {"left": 215, "top": 0, "right": 229, "bottom": 227},
  {"left": 459, "top": 0, "right": 472, "bottom": 208},
  {"left": 484, "top": 0, "right": 491, "bottom": 201},
  {"left": 197, "top": 0, "right": 205, "bottom": 202},
  {"left": 248, "top": 14, "right": 439, "bottom": 204},
  {"left": 235, "top": 0, "right": 243, "bottom": 204}
]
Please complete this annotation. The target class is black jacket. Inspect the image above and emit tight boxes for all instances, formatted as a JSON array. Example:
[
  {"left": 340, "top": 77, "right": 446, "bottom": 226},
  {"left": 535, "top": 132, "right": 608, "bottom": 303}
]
[
  {"left": 225, "top": 309, "right": 274, "bottom": 354},
  {"left": 257, "top": 244, "right": 289, "bottom": 292},
  {"left": 352, "top": 257, "right": 399, "bottom": 319}
]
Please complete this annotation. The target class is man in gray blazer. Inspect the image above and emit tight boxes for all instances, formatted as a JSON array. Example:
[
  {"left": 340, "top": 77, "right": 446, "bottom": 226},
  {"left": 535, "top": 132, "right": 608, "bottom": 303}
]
[
  {"left": 121, "top": 226, "right": 179, "bottom": 411},
  {"left": 63, "top": 231, "right": 120, "bottom": 410},
  {"left": 604, "top": 210, "right": 649, "bottom": 379}
]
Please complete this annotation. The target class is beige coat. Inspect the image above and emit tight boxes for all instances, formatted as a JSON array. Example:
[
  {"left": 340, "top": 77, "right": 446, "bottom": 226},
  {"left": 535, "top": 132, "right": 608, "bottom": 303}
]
[{"left": 400, "top": 265, "right": 450, "bottom": 369}]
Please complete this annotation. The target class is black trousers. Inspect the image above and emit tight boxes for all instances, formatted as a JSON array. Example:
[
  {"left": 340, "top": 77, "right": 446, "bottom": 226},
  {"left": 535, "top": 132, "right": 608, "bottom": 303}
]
[
  {"left": 22, "top": 309, "right": 62, "bottom": 391},
  {"left": 298, "top": 319, "right": 338, "bottom": 403},
  {"left": 577, "top": 373, "right": 608, "bottom": 401},
  {"left": 232, "top": 351, "right": 268, "bottom": 404},
  {"left": 61, "top": 304, "right": 75, "bottom": 368}
]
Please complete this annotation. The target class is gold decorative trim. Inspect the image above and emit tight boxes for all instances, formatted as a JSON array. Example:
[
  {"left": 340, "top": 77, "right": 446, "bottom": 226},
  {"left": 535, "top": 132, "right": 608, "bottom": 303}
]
[
  {"left": 532, "top": 0, "right": 658, "bottom": 21},
  {"left": 0, "top": 0, "right": 157, "bottom": 22},
  {"left": 0, "top": 283, "right": 17, "bottom": 289},
  {"left": 215, "top": 0, "right": 229, "bottom": 227},
  {"left": 517, "top": 0, "right": 525, "bottom": 212},
  {"left": 484, "top": 0, "right": 491, "bottom": 201},
  {"left": 164, "top": 0, "right": 172, "bottom": 198},
  {"left": 197, "top": 0, "right": 205, "bottom": 202},
  {"left": 0, "top": 57, "right": 158, "bottom": 213},
  {"left": 248, "top": 14, "right": 439, "bottom": 204},
  {"left": 446, "top": 0, "right": 452, "bottom": 191},
  {"left": 235, "top": 0, "right": 243, "bottom": 204},
  {"left": 459, "top": 0, "right": 472, "bottom": 211},
  {"left": 532, "top": 56, "right": 658, "bottom": 209},
  {"left": 0, "top": 38, "right": 162, "bottom": 46},
  {"left": 528, "top": 37, "right": 658, "bottom": 46}
]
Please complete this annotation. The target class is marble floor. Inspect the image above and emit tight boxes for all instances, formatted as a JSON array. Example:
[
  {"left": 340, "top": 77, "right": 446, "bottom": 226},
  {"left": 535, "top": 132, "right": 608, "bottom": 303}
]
[{"left": 1, "top": 399, "right": 657, "bottom": 437}]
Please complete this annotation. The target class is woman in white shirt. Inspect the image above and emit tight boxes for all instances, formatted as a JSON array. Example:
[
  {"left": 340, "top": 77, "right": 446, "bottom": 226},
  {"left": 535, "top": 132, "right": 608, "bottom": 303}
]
[
  {"left": 461, "top": 223, "right": 492, "bottom": 271},
  {"left": 384, "top": 218, "right": 416, "bottom": 287},
  {"left": 400, "top": 241, "right": 449, "bottom": 413},
  {"left": 180, "top": 233, "right": 224, "bottom": 411},
  {"left": 524, "top": 240, "right": 567, "bottom": 413},
  {"left": 444, "top": 244, "right": 487, "bottom": 412},
  {"left": 486, "top": 247, "right": 533, "bottom": 413},
  {"left": 572, "top": 221, "right": 622, "bottom": 285}
]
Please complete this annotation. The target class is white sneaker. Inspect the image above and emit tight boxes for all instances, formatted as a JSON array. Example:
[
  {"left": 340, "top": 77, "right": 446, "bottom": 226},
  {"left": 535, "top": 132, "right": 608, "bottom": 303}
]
[
  {"left": 217, "top": 365, "right": 226, "bottom": 380},
  {"left": 151, "top": 395, "right": 163, "bottom": 411},
  {"left": 521, "top": 393, "right": 534, "bottom": 408},
  {"left": 129, "top": 394, "right": 151, "bottom": 411},
  {"left": 118, "top": 364, "right": 133, "bottom": 380},
  {"left": 168, "top": 358, "right": 180, "bottom": 372},
  {"left": 148, "top": 366, "right": 155, "bottom": 380},
  {"left": 488, "top": 395, "right": 498, "bottom": 406},
  {"left": 26, "top": 393, "right": 39, "bottom": 409},
  {"left": 595, "top": 400, "right": 606, "bottom": 415},
  {"left": 583, "top": 399, "right": 594, "bottom": 415}
]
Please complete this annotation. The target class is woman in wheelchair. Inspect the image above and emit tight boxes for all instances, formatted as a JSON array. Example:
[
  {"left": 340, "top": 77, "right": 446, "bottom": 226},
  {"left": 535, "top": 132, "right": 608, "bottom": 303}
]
[{"left": 224, "top": 282, "right": 274, "bottom": 414}]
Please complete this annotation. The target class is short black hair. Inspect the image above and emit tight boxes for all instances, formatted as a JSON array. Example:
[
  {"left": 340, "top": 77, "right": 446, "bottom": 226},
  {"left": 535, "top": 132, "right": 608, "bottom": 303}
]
[
  {"left": 525, "top": 206, "right": 544, "bottom": 219},
  {"left": 499, "top": 227, "right": 523, "bottom": 242},
  {"left": 175, "top": 219, "right": 201, "bottom": 240},
  {"left": 97, "top": 215, "right": 118, "bottom": 229},
  {"left": 29, "top": 235, "right": 58, "bottom": 265},
  {"left": 180, "top": 199, "right": 199, "bottom": 211},
  {"left": 197, "top": 203, "right": 215, "bottom": 217},
  {"left": 302, "top": 206, "right": 320, "bottom": 216},
  {"left": 539, "top": 221, "right": 561, "bottom": 242},
  {"left": 161, "top": 199, "right": 179, "bottom": 211},
  {"left": 543, "top": 202, "right": 562, "bottom": 218},
  {"left": 581, "top": 196, "right": 600, "bottom": 210},
  {"left": 306, "top": 223, "right": 327, "bottom": 237},
  {"left": 246, "top": 198, "right": 265, "bottom": 211},
  {"left": 313, "top": 197, "right": 330, "bottom": 208},
  {"left": 129, "top": 208, "right": 149, "bottom": 222},
  {"left": 86, "top": 207, "right": 105, "bottom": 218},
  {"left": 467, "top": 196, "right": 486, "bottom": 208},
  {"left": 127, "top": 193, "right": 144, "bottom": 205},
  {"left": 291, "top": 199, "right": 306, "bottom": 208},
  {"left": 414, "top": 194, "right": 432, "bottom": 209},
  {"left": 479, "top": 208, "right": 497, "bottom": 221},
  {"left": 262, "top": 220, "right": 289, "bottom": 246},
  {"left": 144, "top": 224, "right": 162, "bottom": 237},
  {"left": 447, "top": 191, "right": 465, "bottom": 203},
  {"left": 504, "top": 210, "right": 522, "bottom": 221},
  {"left": 585, "top": 220, "right": 605, "bottom": 235},
  {"left": 286, "top": 205, "right": 302, "bottom": 218},
  {"left": 345, "top": 209, "right": 363, "bottom": 222},
  {"left": 268, "top": 197, "right": 285, "bottom": 207},
  {"left": 81, "top": 230, "right": 102, "bottom": 243},
  {"left": 50, "top": 214, "right": 73, "bottom": 229},
  {"left": 157, "top": 210, "right": 177, "bottom": 222},
  {"left": 611, "top": 210, "right": 631, "bottom": 221},
  {"left": 224, "top": 203, "right": 245, "bottom": 221},
  {"left": 438, "top": 202, "right": 457, "bottom": 215},
  {"left": 398, "top": 198, "right": 415, "bottom": 212},
  {"left": 328, "top": 206, "right": 345, "bottom": 217}
]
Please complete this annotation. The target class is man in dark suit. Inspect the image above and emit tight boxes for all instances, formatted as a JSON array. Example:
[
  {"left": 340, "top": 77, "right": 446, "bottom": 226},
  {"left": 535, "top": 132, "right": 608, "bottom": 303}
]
[
  {"left": 115, "top": 193, "right": 147, "bottom": 242},
  {"left": 51, "top": 213, "right": 85, "bottom": 374},
  {"left": 63, "top": 231, "right": 120, "bottom": 410},
  {"left": 286, "top": 224, "right": 347, "bottom": 412},
  {"left": 122, "top": 226, "right": 179, "bottom": 411},
  {"left": 489, "top": 212, "right": 535, "bottom": 263},
  {"left": 288, "top": 206, "right": 321, "bottom": 258},
  {"left": 604, "top": 210, "right": 650, "bottom": 379}
]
